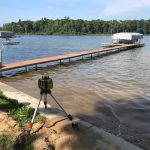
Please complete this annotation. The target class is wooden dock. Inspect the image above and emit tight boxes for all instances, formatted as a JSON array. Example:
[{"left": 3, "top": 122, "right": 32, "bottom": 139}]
[{"left": 0, "top": 43, "right": 143, "bottom": 73}]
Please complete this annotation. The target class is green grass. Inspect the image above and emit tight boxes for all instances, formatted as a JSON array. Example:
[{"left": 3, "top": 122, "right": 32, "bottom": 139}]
[
  {"left": 0, "top": 134, "right": 13, "bottom": 150},
  {"left": 24, "top": 135, "right": 37, "bottom": 150},
  {"left": 0, "top": 91, "right": 45, "bottom": 127},
  {"left": 10, "top": 106, "right": 45, "bottom": 127},
  {"left": 0, "top": 91, "right": 23, "bottom": 111},
  {"left": 14, "top": 134, "right": 37, "bottom": 150},
  {"left": 0, "top": 134, "right": 37, "bottom": 150},
  {"left": 0, "top": 91, "right": 46, "bottom": 150}
]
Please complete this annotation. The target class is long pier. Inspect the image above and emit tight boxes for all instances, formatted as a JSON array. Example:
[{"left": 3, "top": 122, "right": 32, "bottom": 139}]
[{"left": 0, "top": 43, "right": 143, "bottom": 73}]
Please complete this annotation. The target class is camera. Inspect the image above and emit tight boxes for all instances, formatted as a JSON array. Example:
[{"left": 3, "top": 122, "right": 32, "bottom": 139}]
[{"left": 38, "top": 76, "right": 53, "bottom": 91}]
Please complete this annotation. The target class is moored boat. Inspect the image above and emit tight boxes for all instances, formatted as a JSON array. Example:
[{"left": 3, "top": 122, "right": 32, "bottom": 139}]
[
  {"left": 112, "top": 32, "right": 144, "bottom": 44},
  {"left": 102, "top": 32, "right": 144, "bottom": 47},
  {"left": 2, "top": 37, "right": 20, "bottom": 45},
  {"left": 2, "top": 41, "right": 20, "bottom": 45}
]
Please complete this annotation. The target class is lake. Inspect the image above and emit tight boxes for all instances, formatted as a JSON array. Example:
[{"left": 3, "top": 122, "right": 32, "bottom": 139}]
[{"left": 1, "top": 35, "right": 150, "bottom": 149}]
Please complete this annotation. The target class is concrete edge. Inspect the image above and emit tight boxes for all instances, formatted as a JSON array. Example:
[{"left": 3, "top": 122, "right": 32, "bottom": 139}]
[
  {"left": 0, "top": 82, "right": 142, "bottom": 150},
  {"left": 80, "top": 121, "right": 142, "bottom": 150}
]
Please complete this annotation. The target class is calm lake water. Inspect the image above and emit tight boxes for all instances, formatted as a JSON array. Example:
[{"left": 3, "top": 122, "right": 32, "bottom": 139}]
[{"left": 1, "top": 35, "right": 150, "bottom": 149}]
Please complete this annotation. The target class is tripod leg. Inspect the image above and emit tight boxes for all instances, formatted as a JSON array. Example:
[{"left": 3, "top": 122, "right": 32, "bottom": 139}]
[
  {"left": 44, "top": 93, "right": 47, "bottom": 109},
  {"left": 28, "top": 94, "right": 43, "bottom": 132},
  {"left": 49, "top": 92, "right": 69, "bottom": 117},
  {"left": 48, "top": 91, "right": 79, "bottom": 130}
]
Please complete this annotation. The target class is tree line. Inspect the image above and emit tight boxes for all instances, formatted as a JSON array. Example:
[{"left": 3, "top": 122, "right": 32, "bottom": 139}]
[{"left": 2, "top": 17, "right": 150, "bottom": 35}]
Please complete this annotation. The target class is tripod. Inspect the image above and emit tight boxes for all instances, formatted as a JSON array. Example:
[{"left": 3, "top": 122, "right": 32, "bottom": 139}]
[{"left": 28, "top": 88, "right": 79, "bottom": 133}]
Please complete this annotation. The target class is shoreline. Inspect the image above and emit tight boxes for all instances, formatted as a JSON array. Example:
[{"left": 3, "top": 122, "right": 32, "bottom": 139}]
[
  {"left": 14, "top": 33, "right": 112, "bottom": 36},
  {"left": 0, "top": 81, "right": 142, "bottom": 150}
]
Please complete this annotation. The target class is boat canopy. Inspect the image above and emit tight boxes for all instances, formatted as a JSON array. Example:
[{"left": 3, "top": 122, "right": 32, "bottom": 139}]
[
  {"left": 0, "top": 31, "right": 15, "bottom": 38},
  {"left": 113, "top": 32, "right": 143, "bottom": 41},
  {"left": 112, "top": 32, "right": 143, "bottom": 44}
]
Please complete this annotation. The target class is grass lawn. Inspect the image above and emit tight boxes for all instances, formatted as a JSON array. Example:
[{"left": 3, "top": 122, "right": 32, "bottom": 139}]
[{"left": 0, "top": 91, "right": 45, "bottom": 150}]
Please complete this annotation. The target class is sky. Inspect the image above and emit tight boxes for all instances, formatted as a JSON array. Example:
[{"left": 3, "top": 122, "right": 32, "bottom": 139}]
[{"left": 0, "top": 0, "right": 150, "bottom": 26}]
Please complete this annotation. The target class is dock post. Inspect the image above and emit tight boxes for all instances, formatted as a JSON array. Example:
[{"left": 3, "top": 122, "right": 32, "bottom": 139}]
[
  {"left": 0, "top": 71, "right": 2, "bottom": 77},
  {"left": 91, "top": 54, "right": 92, "bottom": 59},
  {"left": 35, "top": 64, "right": 38, "bottom": 71},
  {"left": 25, "top": 66, "right": 28, "bottom": 72},
  {"left": 82, "top": 55, "right": 84, "bottom": 60},
  {"left": 69, "top": 58, "right": 71, "bottom": 63},
  {"left": 0, "top": 45, "right": 2, "bottom": 68},
  {"left": 60, "top": 60, "right": 62, "bottom": 65}
]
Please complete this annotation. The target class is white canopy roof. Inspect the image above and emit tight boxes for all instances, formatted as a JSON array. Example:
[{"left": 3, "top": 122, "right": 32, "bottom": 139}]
[{"left": 112, "top": 32, "right": 143, "bottom": 40}]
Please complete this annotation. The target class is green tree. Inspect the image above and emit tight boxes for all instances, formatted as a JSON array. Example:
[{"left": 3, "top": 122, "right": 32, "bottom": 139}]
[{"left": 2, "top": 18, "right": 150, "bottom": 35}]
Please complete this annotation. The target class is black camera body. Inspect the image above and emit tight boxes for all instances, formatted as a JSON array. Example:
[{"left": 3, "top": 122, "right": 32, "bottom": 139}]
[{"left": 38, "top": 76, "right": 53, "bottom": 91}]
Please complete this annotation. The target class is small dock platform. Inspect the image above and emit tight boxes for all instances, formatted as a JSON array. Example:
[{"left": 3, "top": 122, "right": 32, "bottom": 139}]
[{"left": 0, "top": 43, "right": 143, "bottom": 73}]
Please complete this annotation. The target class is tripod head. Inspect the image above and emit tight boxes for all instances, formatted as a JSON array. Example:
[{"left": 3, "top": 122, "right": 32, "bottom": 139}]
[{"left": 38, "top": 76, "right": 53, "bottom": 93}]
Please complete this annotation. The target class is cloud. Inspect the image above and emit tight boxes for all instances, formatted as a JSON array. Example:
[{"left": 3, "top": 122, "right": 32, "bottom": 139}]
[
  {"left": 46, "top": 0, "right": 101, "bottom": 18},
  {"left": 34, "top": 0, "right": 150, "bottom": 20},
  {"left": 102, "top": 0, "right": 150, "bottom": 17}
]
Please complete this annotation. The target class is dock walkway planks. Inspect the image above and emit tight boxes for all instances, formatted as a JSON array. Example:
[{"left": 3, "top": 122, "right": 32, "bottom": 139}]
[{"left": 0, "top": 44, "right": 141, "bottom": 72}]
